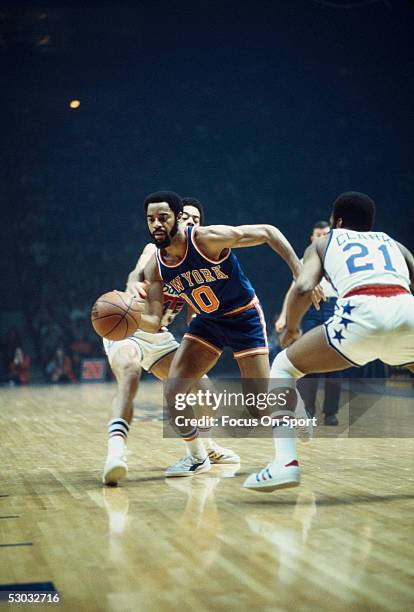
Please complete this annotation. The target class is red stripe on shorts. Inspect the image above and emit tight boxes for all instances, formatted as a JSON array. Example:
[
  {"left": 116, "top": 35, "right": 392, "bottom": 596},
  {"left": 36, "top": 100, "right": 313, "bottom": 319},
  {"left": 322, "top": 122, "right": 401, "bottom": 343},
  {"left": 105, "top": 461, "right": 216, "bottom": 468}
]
[{"left": 343, "top": 285, "right": 409, "bottom": 298}]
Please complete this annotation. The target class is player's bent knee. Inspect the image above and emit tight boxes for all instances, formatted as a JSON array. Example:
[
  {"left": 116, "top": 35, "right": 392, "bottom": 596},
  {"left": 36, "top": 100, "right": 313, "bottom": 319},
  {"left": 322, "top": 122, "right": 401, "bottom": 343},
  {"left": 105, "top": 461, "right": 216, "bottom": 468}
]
[{"left": 270, "top": 349, "right": 304, "bottom": 380}]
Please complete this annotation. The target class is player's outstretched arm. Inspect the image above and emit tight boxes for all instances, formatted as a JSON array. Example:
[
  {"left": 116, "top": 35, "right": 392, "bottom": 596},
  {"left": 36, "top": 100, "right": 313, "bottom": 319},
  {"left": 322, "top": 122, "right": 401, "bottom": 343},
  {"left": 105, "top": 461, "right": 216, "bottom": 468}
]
[
  {"left": 396, "top": 242, "right": 414, "bottom": 290},
  {"left": 282, "top": 242, "right": 324, "bottom": 347},
  {"left": 232, "top": 224, "right": 301, "bottom": 279},
  {"left": 196, "top": 224, "right": 301, "bottom": 279}
]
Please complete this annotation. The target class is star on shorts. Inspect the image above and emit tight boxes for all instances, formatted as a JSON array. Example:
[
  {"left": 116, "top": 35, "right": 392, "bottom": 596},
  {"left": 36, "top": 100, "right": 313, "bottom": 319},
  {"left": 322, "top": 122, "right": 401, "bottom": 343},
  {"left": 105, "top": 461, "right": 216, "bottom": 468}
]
[
  {"left": 342, "top": 301, "right": 355, "bottom": 315},
  {"left": 332, "top": 329, "right": 345, "bottom": 343}
]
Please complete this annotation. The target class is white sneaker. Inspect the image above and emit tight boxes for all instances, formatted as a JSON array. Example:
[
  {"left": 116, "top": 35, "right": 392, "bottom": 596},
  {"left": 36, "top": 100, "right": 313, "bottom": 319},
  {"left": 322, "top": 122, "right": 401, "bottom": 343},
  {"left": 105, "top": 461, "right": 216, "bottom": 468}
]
[
  {"left": 243, "top": 460, "right": 300, "bottom": 492},
  {"left": 207, "top": 441, "right": 240, "bottom": 464},
  {"left": 165, "top": 455, "right": 211, "bottom": 478},
  {"left": 103, "top": 455, "right": 128, "bottom": 485}
]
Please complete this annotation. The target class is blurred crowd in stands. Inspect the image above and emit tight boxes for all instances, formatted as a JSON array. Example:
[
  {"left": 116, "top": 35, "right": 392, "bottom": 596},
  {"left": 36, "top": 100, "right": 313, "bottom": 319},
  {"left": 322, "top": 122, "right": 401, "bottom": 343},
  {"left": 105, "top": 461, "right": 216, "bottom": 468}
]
[
  {"left": 1, "top": 303, "right": 400, "bottom": 387},
  {"left": 1, "top": 300, "right": 104, "bottom": 385}
]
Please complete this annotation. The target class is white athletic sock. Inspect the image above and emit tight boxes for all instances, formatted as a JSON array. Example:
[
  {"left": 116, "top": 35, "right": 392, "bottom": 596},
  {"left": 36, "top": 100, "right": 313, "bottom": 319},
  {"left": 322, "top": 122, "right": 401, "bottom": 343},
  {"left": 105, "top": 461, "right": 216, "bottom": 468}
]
[
  {"left": 197, "top": 424, "right": 212, "bottom": 438},
  {"left": 269, "top": 350, "right": 304, "bottom": 468},
  {"left": 107, "top": 418, "right": 129, "bottom": 457},
  {"left": 183, "top": 428, "right": 207, "bottom": 459},
  {"left": 185, "top": 438, "right": 207, "bottom": 459},
  {"left": 203, "top": 436, "right": 216, "bottom": 451},
  {"left": 271, "top": 410, "right": 298, "bottom": 468}
]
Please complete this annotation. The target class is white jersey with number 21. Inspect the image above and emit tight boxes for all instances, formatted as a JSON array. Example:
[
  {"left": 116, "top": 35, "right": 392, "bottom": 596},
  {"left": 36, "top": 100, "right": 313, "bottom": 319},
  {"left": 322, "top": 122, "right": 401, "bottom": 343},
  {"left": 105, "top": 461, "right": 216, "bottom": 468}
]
[{"left": 323, "top": 229, "right": 410, "bottom": 298}]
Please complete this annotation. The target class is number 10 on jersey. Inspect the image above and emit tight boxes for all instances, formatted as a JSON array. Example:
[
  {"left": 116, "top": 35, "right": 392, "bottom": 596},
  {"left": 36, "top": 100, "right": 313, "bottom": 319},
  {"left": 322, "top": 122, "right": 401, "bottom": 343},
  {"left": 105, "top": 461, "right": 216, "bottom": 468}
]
[{"left": 180, "top": 286, "right": 220, "bottom": 314}]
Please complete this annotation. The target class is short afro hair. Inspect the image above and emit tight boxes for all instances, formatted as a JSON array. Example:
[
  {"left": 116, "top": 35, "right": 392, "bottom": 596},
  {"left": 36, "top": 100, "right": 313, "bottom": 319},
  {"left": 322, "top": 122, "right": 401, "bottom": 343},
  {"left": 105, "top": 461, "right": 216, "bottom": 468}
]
[
  {"left": 144, "top": 191, "right": 183, "bottom": 218},
  {"left": 332, "top": 191, "right": 375, "bottom": 231},
  {"left": 182, "top": 197, "right": 205, "bottom": 225}
]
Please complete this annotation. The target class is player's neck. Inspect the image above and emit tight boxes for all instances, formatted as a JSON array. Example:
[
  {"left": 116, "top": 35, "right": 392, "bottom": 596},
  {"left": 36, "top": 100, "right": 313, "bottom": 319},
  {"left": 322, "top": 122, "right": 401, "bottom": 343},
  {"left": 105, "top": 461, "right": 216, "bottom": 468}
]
[{"left": 161, "top": 228, "right": 187, "bottom": 261}]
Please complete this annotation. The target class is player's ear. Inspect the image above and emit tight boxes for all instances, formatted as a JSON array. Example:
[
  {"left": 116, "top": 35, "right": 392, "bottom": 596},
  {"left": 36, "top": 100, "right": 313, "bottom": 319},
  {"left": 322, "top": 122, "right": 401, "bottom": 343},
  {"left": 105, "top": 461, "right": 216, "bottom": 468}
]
[
  {"left": 336, "top": 217, "right": 343, "bottom": 228},
  {"left": 177, "top": 211, "right": 183, "bottom": 222}
]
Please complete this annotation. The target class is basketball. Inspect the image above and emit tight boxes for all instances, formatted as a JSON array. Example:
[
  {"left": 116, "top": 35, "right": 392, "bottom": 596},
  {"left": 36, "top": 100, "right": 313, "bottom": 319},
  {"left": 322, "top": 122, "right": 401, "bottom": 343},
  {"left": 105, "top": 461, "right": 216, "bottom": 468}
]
[{"left": 91, "top": 291, "right": 142, "bottom": 340}]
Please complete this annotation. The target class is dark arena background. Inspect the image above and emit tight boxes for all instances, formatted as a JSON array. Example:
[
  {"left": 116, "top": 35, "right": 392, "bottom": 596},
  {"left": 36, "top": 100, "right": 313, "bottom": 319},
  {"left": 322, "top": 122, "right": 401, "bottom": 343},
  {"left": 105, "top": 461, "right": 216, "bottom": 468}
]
[{"left": 0, "top": 1, "right": 413, "bottom": 611}]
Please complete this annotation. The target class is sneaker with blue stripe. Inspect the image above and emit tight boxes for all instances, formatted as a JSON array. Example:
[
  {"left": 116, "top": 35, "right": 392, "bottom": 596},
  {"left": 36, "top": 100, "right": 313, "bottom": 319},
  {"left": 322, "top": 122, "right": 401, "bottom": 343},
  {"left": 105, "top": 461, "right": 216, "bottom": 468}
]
[
  {"left": 243, "top": 461, "right": 300, "bottom": 492},
  {"left": 165, "top": 455, "right": 211, "bottom": 478}
]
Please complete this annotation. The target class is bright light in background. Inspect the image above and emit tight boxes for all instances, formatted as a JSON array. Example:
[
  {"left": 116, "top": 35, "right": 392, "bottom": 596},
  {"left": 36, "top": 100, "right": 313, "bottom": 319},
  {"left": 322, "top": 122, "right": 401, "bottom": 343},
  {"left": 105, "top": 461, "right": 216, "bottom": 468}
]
[{"left": 69, "top": 100, "right": 80, "bottom": 109}]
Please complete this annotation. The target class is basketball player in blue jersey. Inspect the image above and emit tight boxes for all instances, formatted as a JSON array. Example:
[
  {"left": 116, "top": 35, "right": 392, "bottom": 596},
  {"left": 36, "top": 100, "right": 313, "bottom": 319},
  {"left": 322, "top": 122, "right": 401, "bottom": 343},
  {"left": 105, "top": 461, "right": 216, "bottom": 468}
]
[
  {"left": 245, "top": 192, "right": 414, "bottom": 492},
  {"left": 102, "top": 198, "right": 239, "bottom": 486},
  {"left": 139, "top": 190, "right": 303, "bottom": 477}
]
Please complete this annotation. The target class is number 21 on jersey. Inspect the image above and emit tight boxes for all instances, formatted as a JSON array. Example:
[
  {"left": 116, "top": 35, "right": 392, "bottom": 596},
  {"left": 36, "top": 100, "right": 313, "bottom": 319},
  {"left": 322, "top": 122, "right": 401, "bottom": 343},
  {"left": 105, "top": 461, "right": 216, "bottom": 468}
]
[{"left": 344, "top": 242, "right": 397, "bottom": 274}]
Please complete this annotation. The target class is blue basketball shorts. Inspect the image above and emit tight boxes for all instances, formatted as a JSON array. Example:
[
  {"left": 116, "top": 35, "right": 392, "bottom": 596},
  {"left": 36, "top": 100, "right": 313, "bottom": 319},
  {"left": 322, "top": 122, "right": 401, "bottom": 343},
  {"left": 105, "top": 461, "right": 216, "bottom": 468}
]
[{"left": 184, "top": 296, "right": 268, "bottom": 359}]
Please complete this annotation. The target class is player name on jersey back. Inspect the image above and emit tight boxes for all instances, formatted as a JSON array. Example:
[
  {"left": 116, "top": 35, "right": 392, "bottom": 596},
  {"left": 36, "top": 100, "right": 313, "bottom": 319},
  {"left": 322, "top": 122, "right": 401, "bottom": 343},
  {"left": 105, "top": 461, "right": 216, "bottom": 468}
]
[{"left": 324, "top": 229, "right": 410, "bottom": 297}]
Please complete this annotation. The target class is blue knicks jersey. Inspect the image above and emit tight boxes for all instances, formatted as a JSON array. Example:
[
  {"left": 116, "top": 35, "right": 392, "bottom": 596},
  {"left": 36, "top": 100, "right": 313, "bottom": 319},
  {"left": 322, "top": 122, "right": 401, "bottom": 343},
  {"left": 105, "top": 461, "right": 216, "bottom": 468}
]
[{"left": 155, "top": 227, "right": 255, "bottom": 317}]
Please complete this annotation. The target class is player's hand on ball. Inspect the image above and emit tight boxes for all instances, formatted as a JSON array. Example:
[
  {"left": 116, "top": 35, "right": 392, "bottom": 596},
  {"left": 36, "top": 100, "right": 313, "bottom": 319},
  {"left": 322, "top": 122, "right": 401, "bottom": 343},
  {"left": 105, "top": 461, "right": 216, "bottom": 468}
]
[
  {"left": 114, "top": 290, "right": 146, "bottom": 315},
  {"left": 281, "top": 328, "right": 302, "bottom": 348},
  {"left": 125, "top": 280, "right": 150, "bottom": 301},
  {"left": 310, "top": 284, "right": 326, "bottom": 310}
]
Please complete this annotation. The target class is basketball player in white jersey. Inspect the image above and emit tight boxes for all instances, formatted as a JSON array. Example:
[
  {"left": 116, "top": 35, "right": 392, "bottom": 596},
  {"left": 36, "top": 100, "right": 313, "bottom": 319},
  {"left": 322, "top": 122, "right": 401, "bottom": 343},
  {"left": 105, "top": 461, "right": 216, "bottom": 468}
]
[
  {"left": 276, "top": 221, "right": 342, "bottom": 426},
  {"left": 244, "top": 191, "right": 414, "bottom": 492},
  {"left": 103, "top": 198, "right": 239, "bottom": 485}
]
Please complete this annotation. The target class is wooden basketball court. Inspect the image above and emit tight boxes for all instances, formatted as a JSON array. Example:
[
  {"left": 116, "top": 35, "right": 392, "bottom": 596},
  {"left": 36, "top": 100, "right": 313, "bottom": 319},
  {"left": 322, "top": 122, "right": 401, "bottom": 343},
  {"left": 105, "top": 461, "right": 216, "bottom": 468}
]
[{"left": 1, "top": 381, "right": 413, "bottom": 611}]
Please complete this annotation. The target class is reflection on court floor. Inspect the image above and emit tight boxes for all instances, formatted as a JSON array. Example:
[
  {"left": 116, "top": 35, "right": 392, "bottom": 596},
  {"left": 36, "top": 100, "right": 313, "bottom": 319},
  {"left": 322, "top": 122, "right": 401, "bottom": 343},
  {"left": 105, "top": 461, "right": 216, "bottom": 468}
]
[{"left": 0, "top": 382, "right": 413, "bottom": 611}]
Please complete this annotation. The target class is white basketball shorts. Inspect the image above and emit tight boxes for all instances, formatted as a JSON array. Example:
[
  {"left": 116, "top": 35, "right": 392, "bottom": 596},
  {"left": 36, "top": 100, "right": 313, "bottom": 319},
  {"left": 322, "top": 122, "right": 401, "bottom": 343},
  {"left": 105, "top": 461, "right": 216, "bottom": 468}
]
[
  {"left": 324, "top": 293, "right": 414, "bottom": 367},
  {"left": 103, "top": 329, "right": 179, "bottom": 372}
]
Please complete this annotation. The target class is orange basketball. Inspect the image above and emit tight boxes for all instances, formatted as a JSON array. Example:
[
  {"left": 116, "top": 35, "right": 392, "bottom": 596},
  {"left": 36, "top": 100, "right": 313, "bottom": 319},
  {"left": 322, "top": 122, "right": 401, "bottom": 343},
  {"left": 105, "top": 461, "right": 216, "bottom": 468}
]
[{"left": 91, "top": 291, "right": 142, "bottom": 340}]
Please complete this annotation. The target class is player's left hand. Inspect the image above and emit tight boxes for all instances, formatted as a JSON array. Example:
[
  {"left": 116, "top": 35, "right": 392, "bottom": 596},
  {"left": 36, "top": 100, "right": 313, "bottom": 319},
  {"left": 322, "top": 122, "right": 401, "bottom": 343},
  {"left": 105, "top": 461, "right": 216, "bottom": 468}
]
[
  {"left": 280, "top": 328, "right": 302, "bottom": 348},
  {"left": 126, "top": 280, "right": 150, "bottom": 300},
  {"left": 114, "top": 287, "right": 147, "bottom": 314},
  {"left": 310, "top": 284, "right": 326, "bottom": 310}
]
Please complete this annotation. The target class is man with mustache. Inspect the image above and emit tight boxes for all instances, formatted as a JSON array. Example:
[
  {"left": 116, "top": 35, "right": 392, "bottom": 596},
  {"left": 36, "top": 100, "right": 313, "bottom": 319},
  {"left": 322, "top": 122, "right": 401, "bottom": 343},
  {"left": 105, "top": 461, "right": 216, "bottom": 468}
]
[
  {"left": 139, "top": 190, "right": 302, "bottom": 478},
  {"left": 102, "top": 197, "right": 239, "bottom": 485}
]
